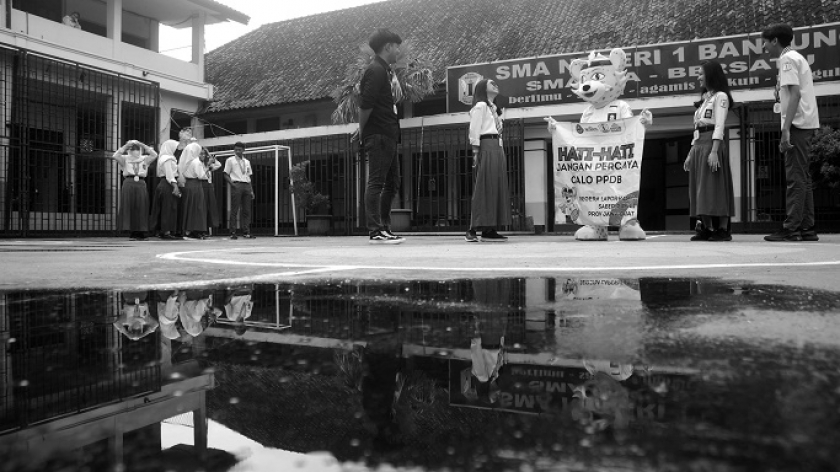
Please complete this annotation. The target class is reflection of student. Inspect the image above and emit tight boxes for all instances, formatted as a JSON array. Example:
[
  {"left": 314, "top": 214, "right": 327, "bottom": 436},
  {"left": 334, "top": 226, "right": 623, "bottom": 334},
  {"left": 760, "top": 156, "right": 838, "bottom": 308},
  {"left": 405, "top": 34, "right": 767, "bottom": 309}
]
[
  {"left": 156, "top": 290, "right": 181, "bottom": 340},
  {"left": 571, "top": 360, "right": 640, "bottom": 432},
  {"left": 225, "top": 287, "right": 253, "bottom": 336},
  {"left": 114, "top": 291, "right": 158, "bottom": 341},
  {"left": 179, "top": 290, "right": 213, "bottom": 338},
  {"left": 464, "top": 313, "right": 506, "bottom": 404},
  {"left": 360, "top": 342, "right": 403, "bottom": 451}
]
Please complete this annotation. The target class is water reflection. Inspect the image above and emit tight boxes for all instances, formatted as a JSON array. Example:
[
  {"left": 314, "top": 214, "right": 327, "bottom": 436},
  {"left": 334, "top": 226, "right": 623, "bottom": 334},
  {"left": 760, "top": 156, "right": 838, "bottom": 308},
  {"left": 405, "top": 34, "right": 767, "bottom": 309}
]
[{"left": 0, "top": 277, "right": 838, "bottom": 471}]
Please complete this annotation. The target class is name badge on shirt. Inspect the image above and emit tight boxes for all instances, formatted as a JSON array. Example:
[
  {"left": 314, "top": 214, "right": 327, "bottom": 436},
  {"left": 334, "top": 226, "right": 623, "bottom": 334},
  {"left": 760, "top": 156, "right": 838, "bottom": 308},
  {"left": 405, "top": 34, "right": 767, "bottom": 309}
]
[
  {"left": 607, "top": 113, "right": 617, "bottom": 121},
  {"left": 704, "top": 109, "right": 713, "bottom": 119}
]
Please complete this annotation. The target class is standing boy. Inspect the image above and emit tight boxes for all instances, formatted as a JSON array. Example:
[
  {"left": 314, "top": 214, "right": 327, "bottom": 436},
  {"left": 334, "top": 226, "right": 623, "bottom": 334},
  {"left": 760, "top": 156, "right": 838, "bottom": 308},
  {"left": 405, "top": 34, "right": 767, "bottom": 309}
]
[
  {"left": 359, "top": 28, "right": 405, "bottom": 244},
  {"left": 224, "top": 141, "right": 256, "bottom": 239},
  {"left": 762, "top": 24, "right": 821, "bottom": 242}
]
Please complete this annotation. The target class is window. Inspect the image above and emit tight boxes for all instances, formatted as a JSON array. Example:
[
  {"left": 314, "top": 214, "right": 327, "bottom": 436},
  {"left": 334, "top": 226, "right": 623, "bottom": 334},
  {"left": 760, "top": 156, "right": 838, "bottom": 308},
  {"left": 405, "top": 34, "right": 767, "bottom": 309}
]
[
  {"left": 256, "top": 117, "right": 280, "bottom": 133},
  {"left": 223, "top": 120, "right": 248, "bottom": 135}
]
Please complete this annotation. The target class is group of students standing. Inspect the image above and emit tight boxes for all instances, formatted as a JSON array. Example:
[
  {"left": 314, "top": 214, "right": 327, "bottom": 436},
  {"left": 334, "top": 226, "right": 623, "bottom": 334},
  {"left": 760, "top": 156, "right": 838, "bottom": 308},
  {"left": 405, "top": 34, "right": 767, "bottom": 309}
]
[{"left": 110, "top": 129, "right": 256, "bottom": 241}]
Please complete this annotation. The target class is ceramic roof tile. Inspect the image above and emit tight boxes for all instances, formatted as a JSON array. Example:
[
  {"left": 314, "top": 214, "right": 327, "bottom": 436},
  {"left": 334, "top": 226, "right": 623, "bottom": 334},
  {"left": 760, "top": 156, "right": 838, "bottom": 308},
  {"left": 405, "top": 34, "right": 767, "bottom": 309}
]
[{"left": 204, "top": 0, "right": 840, "bottom": 113}]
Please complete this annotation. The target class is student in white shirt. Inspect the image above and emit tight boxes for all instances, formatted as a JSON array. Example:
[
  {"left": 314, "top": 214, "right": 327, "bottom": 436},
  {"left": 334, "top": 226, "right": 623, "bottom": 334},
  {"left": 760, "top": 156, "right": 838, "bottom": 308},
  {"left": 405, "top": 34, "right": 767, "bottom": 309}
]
[
  {"left": 223, "top": 141, "right": 256, "bottom": 239},
  {"left": 62, "top": 12, "right": 81, "bottom": 29},
  {"left": 199, "top": 147, "right": 222, "bottom": 235},
  {"left": 683, "top": 60, "right": 736, "bottom": 242},
  {"left": 762, "top": 23, "right": 821, "bottom": 242},
  {"left": 150, "top": 140, "right": 181, "bottom": 239},
  {"left": 178, "top": 142, "right": 208, "bottom": 239},
  {"left": 465, "top": 79, "right": 511, "bottom": 243},
  {"left": 109, "top": 140, "right": 158, "bottom": 240}
]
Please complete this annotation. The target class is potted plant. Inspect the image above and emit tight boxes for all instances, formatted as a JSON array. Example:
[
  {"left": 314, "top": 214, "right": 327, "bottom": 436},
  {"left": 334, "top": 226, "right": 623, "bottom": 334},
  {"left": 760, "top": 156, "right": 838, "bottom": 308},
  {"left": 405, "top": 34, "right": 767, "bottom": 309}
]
[
  {"left": 290, "top": 161, "right": 331, "bottom": 235},
  {"left": 809, "top": 126, "right": 840, "bottom": 190}
]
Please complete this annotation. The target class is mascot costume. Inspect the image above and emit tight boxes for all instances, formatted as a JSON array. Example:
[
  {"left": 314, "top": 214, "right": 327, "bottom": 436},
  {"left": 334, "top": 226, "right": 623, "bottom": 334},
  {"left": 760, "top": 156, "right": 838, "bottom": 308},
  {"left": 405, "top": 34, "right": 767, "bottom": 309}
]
[{"left": 546, "top": 48, "right": 651, "bottom": 241}]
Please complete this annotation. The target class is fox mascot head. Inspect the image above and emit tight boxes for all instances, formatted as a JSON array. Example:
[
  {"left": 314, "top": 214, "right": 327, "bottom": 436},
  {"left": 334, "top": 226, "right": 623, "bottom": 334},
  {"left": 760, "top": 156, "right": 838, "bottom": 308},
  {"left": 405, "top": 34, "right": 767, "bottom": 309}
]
[{"left": 568, "top": 48, "right": 629, "bottom": 109}]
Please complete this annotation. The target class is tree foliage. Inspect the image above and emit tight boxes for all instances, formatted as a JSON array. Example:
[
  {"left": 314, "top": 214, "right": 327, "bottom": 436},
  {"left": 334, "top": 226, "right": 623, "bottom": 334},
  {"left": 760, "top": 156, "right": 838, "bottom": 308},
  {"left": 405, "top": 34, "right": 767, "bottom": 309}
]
[
  {"left": 330, "top": 41, "right": 435, "bottom": 125},
  {"left": 809, "top": 126, "right": 840, "bottom": 189}
]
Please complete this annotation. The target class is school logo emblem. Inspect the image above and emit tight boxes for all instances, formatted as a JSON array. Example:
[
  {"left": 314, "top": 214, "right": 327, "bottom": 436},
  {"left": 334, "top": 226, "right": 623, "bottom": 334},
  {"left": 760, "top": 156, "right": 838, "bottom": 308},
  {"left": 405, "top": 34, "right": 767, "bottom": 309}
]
[
  {"left": 458, "top": 72, "right": 484, "bottom": 106},
  {"left": 576, "top": 124, "right": 585, "bottom": 134}
]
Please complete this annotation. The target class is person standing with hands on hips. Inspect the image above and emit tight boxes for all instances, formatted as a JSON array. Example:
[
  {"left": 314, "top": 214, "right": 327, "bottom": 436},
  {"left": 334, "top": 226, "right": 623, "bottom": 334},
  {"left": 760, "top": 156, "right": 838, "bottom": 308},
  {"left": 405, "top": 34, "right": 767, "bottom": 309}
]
[
  {"left": 359, "top": 28, "right": 405, "bottom": 245},
  {"left": 224, "top": 142, "right": 256, "bottom": 240},
  {"left": 465, "top": 79, "right": 510, "bottom": 243},
  {"left": 683, "top": 60, "right": 736, "bottom": 242},
  {"left": 762, "top": 23, "right": 821, "bottom": 242}
]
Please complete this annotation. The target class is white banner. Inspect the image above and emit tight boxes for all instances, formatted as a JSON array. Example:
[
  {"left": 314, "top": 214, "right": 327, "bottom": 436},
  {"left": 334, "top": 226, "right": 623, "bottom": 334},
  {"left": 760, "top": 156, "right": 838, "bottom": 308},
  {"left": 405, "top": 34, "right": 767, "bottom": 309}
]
[{"left": 552, "top": 116, "right": 645, "bottom": 226}]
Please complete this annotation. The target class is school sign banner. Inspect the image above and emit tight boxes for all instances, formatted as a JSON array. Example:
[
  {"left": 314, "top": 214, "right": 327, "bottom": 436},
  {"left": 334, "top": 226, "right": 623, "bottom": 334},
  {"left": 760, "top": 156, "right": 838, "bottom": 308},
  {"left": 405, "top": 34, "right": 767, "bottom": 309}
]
[
  {"left": 446, "top": 23, "right": 840, "bottom": 113},
  {"left": 552, "top": 117, "right": 645, "bottom": 226}
]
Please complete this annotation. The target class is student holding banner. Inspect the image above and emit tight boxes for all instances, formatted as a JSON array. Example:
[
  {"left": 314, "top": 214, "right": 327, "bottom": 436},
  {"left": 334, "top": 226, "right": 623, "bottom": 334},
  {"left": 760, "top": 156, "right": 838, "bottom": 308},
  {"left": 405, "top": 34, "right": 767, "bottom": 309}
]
[
  {"left": 683, "top": 60, "right": 735, "bottom": 242},
  {"left": 466, "top": 79, "right": 511, "bottom": 243}
]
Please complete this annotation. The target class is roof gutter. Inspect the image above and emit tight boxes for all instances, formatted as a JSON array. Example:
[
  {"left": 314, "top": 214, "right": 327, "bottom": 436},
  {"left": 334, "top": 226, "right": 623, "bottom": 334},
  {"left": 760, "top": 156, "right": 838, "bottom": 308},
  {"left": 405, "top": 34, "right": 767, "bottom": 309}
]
[{"left": 187, "top": 0, "right": 250, "bottom": 25}]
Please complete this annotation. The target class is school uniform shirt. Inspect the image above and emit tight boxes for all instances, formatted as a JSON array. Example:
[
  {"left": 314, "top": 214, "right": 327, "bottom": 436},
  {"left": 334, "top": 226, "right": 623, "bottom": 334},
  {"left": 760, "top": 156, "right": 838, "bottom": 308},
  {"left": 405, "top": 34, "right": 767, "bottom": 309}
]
[
  {"left": 158, "top": 294, "right": 180, "bottom": 340},
  {"left": 778, "top": 48, "right": 820, "bottom": 130},
  {"left": 181, "top": 157, "right": 207, "bottom": 180},
  {"left": 468, "top": 101, "right": 504, "bottom": 147},
  {"left": 225, "top": 294, "right": 253, "bottom": 322},
  {"left": 224, "top": 156, "right": 253, "bottom": 183},
  {"left": 581, "top": 100, "right": 634, "bottom": 124},
  {"left": 157, "top": 155, "right": 178, "bottom": 184},
  {"left": 118, "top": 155, "right": 153, "bottom": 178},
  {"left": 692, "top": 91, "right": 729, "bottom": 144}
]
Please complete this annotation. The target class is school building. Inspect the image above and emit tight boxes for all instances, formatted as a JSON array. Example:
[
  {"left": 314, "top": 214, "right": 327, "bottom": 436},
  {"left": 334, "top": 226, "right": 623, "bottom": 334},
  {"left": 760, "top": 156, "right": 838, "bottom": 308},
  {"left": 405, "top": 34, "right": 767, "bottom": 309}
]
[
  {"left": 1, "top": 0, "right": 838, "bottom": 237},
  {"left": 197, "top": 0, "right": 840, "bottom": 236},
  {"left": 0, "top": 0, "right": 248, "bottom": 236}
]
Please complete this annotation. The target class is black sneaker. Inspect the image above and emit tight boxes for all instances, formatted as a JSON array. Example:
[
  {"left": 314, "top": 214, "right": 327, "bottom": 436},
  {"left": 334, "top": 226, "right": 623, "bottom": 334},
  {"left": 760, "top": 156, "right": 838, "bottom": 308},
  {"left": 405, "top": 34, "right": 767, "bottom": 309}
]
[
  {"left": 708, "top": 228, "right": 732, "bottom": 242},
  {"left": 764, "top": 228, "right": 802, "bottom": 242},
  {"left": 242, "top": 233, "right": 256, "bottom": 239},
  {"left": 799, "top": 227, "right": 819, "bottom": 241},
  {"left": 382, "top": 229, "right": 405, "bottom": 241},
  {"left": 465, "top": 230, "right": 478, "bottom": 242},
  {"left": 480, "top": 230, "right": 508, "bottom": 242},
  {"left": 230, "top": 232, "right": 238, "bottom": 240},
  {"left": 690, "top": 228, "right": 713, "bottom": 241},
  {"left": 369, "top": 230, "right": 404, "bottom": 245}
]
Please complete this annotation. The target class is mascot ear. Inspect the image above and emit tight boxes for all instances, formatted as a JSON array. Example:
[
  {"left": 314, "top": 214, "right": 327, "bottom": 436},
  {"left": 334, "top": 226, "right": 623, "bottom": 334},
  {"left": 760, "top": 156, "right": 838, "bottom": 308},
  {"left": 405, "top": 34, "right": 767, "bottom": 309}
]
[
  {"left": 568, "top": 58, "right": 587, "bottom": 88},
  {"left": 609, "top": 48, "right": 627, "bottom": 71}
]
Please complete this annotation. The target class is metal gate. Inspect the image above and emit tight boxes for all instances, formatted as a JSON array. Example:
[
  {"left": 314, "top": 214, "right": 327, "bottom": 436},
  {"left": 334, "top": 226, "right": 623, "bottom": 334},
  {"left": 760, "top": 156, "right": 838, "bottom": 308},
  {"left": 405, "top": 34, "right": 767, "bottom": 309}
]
[
  {"left": 741, "top": 96, "right": 840, "bottom": 232},
  {"left": 0, "top": 47, "right": 159, "bottom": 237}
]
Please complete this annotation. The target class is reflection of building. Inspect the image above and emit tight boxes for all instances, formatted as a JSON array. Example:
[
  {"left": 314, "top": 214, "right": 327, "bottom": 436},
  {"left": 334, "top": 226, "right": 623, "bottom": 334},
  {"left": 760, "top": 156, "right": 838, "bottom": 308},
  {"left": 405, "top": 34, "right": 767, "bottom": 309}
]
[
  {"left": 0, "top": 290, "right": 215, "bottom": 469},
  {"left": 0, "top": 0, "right": 248, "bottom": 236}
]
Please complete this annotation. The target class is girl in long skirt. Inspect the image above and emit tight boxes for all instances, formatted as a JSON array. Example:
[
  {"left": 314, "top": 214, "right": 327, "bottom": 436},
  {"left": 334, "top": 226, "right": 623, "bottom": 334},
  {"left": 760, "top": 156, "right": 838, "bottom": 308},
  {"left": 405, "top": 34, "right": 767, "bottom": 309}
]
[
  {"left": 110, "top": 140, "right": 158, "bottom": 240},
  {"left": 149, "top": 139, "right": 181, "bottom": 239},
  {"left": 684, "top": 60, "right": 736, "bottom": 242},
  {"left": 199, "top": 147, "right": 222, "bottom": 234},
  {"left": 465, "top": 79, "right": 510, "bottom": 243},
  {"left": 178, "top": 142, "right": 208, "bottom": 239}
]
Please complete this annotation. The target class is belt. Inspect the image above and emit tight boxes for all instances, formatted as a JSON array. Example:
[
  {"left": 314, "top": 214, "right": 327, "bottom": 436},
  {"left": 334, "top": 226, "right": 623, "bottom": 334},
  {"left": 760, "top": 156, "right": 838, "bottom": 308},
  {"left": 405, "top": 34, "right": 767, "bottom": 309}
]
[
  {"left": 124, "top": 176, "right": 145, "bottom": 181},
  {"left": 696, "top": 125, "right": 715, "bottom": 133},
  {"left": 480, "top": 134, "right": 500, "bottom": 140},
  {"left": 233, "top": 181, "right": 251, "bottom": 184}
]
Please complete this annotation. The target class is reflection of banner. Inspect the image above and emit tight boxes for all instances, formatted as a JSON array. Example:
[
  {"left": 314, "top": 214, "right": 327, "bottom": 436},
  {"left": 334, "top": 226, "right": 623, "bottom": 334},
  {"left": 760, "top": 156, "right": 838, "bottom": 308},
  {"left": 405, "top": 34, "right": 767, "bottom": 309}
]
[
  {"left": 552, "top": 117, "right": 645, "bottom": 226},
  {"left": 446, "top": 24, "right": 840, "bottom": 112}
]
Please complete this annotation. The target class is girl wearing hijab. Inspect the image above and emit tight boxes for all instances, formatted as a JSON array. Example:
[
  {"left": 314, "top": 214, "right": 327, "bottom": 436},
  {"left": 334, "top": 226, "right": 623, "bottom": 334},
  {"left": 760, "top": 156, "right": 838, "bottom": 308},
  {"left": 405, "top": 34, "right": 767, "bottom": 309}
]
[
  {"left": 466, "top": 79, "right": 511, "bottom": 243},
  {"left": 178, "top": 142, "right": 208, "bottom": 239},
  {"left": 109, "top": 140, "right": 158, "bottom": 240},
  {"left": 199, "top": 147, "right": 222, "bottom": 235},
  {"left": 150, "top": 139, "right": 181, "bottom": 239}
]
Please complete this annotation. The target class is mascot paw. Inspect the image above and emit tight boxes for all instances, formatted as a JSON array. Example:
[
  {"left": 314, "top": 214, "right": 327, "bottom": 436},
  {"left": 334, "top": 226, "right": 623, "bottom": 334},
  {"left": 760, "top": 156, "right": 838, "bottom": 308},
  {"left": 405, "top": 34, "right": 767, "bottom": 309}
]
[
  {"left": 619, "top": 221, "right": 646, "bottom": 241},
  {"left": 544, "top": 116, "right": 558, "bottom": 130},
  {"left": 575, "top": 225, "right": 608, "bottom": 241}
]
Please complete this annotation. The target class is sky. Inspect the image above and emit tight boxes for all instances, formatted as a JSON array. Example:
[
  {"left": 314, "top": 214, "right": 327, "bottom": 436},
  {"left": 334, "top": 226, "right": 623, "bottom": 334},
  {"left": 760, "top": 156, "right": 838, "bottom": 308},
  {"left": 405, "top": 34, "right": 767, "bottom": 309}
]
[{"left": 160, "top": 0, "right": 386, "bottom": 60}]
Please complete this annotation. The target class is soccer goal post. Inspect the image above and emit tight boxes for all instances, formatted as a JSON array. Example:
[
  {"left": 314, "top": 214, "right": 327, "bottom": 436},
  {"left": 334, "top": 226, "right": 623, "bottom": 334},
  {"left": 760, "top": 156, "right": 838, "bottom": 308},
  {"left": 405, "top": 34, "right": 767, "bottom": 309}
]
[{"left": 211, "top": 145, "right": 297, "bottom": 236}]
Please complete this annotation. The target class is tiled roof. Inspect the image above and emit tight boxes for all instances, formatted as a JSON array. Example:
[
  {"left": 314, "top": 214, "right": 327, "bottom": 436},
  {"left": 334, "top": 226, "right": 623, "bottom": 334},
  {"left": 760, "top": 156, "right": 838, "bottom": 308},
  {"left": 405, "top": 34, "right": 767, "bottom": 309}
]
[{"left": 204, "top": 0, "right": 840, "bottom": 113}]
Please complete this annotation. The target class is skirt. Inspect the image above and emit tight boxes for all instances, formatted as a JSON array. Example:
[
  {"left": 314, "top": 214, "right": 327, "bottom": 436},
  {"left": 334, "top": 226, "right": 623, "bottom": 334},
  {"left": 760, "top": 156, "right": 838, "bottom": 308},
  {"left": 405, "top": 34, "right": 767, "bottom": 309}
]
[
  {"left": 149, "top": 179, "right": 179, "bottom": 233},
  {"left": 117, "top": 178, "right": 149, "bottom": 232},
  {"left": 181, "top": 178, "right": 207, "bottom": 232},
  {"left": 201, "top": 180, "right": 220, "bottom": 228},
  {"left": 470, "top": 138, "right": 512, "bottom": 229},
  {"left": 688, "top": 131, "right": 735, "bottom": 217}
]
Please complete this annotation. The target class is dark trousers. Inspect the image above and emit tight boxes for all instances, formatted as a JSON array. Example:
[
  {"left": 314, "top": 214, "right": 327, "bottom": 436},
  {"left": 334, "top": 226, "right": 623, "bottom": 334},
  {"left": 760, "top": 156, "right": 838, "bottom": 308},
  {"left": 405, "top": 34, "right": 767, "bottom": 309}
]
[
  {"left": 783, "top": 127, "right": 816, "bottom": 231},
  {"left": 229, "top": 182, "right": 253, "bottom": 233},
  {"left": 363, "top": 134, "right": 400, "bottom": 233}
]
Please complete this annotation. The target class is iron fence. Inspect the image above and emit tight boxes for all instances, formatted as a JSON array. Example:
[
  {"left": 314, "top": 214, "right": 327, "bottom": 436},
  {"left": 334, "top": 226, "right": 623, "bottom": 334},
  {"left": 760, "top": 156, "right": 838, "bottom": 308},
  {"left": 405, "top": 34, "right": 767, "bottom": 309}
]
[
  {"left": 0, "top": 46, "right": 159, "bottom": 237},
  {"left": 741, "top": 96, "right": 840, "bottom": 232}
]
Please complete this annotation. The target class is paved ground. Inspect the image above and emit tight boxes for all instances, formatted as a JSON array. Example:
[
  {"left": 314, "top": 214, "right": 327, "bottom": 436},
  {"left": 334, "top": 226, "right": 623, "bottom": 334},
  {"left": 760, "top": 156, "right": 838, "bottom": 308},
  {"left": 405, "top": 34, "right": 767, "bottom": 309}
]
[{"left": 1, "top": 233, "right": 839, "bottom": 291}]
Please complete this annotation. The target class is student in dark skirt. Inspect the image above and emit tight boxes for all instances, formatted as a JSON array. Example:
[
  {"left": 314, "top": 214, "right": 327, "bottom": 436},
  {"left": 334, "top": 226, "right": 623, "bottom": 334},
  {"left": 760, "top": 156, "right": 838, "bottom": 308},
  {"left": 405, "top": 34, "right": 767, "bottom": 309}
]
[
  {"left": 683, "top": 60, "right": 736, "bottom": 242},
  {"left": 199, "top": 147, "right": 222, "bottom": 235},
  {"left": 465, "top": 79, "right": 511, "bottom": 243},
  {"left": 109, "top": 140, "right": 158, "bottom": 240},
  {"left": 178, "top": 142, "right": 208, "bottom": 239},
  {"left": 149, "top": 139, "right": 181, "bottom": 239}
]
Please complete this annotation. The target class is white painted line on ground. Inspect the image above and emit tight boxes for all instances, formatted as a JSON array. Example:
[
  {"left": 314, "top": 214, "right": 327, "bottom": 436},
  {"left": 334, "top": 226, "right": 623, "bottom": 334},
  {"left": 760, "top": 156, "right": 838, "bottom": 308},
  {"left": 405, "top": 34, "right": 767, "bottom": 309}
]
[
  {"left": 137, "top": 266, "right": 354, "bottom": 290},
  {"left": 158, "top": 248, "right": 840, "bottom": 272}
]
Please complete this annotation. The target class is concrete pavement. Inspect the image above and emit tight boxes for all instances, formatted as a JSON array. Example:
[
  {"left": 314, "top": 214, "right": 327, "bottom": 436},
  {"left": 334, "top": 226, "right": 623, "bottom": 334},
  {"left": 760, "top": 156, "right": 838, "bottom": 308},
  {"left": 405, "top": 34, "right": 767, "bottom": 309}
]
[{"left": 1, "top": 233, "right": 839, "bottom": 291}]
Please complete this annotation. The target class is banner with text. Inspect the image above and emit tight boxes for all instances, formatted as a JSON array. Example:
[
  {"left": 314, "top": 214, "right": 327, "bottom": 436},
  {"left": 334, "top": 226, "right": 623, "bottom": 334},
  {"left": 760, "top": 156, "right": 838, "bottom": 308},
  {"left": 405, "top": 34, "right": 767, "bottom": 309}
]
[
  {"left": 447, "top": 23, "right": 840, "bottom": 112},
  {"left": 552, "top": 116, "right": 645, "bottom": 226}
]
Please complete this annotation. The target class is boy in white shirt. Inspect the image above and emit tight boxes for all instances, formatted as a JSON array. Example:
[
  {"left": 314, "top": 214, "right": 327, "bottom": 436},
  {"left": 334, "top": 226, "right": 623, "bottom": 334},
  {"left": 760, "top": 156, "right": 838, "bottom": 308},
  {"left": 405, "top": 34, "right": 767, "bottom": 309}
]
[
  {"left": 224, "top": 142, "right": 256, "bottom": 239},
  {"left": 762, "top": 23, "right": 821, "bottom": 242}
]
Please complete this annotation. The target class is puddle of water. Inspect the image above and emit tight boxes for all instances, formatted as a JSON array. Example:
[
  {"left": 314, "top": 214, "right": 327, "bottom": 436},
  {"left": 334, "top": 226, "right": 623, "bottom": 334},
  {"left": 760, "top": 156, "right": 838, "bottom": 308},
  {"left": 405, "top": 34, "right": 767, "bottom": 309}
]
[{"left": 0, "top": 278, "right": 839, "bottom": 471}]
